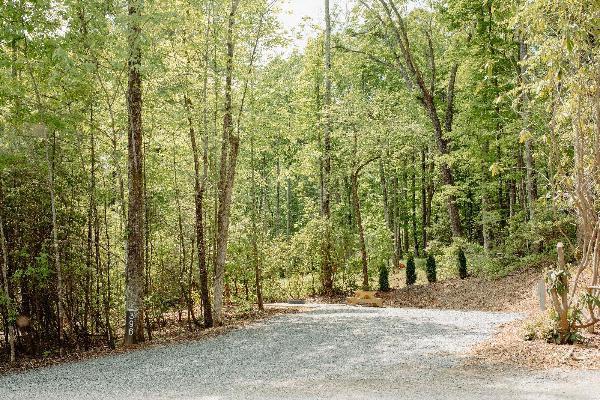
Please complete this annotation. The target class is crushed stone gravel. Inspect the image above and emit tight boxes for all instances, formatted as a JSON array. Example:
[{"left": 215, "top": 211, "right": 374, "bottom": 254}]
[{"left": 1, "top": 304, "right": 599, "bottom": 400}]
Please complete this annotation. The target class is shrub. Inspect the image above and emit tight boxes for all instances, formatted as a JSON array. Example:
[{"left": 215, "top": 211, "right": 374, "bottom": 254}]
[
  {"left": 406, "top": 254, "right": 416, "bottom": 286},
  {"left": 426, "top": 254, "right": 436, "bottom": 283},
  {"left": 378, "top": 264, "right": 390, "bottom": 292},
  {"left": 458, "top": 247, "right": 467, "bottom": 279}
]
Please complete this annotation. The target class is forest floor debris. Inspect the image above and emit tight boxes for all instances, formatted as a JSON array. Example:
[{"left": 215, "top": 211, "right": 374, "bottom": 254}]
[
  {"left": 468, "top": 317, "right": 600, "bottom": 370},
  {"left": 381, "top": 267, "right": 541, "bottom": 312}
]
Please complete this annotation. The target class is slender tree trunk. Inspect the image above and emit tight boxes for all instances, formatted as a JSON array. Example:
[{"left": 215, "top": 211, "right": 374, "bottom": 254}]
[
  {"left": 142, "top": 139, "right": 152, "bottom": 342},
  {"left": 124, "top": 0, "right": 145, "bottom": 345},
  {"left": 286, "top": 176, "right": 291, "bottom": 239},
  {"left": 45, "top": 129, "right": 65, "bottom": 355},
  {"left": 508, "top": 180, "right": 516, "bottom": 218},
  {"left": 186, "top": 94, "right": 212, "bottom": 327},
  {"left": 352, "top": 173, "right": 369, "bottom": 290},
  {"left": 411, "top": 153, "right": 419, "bottom": 256},
  {"left": 250, "top": 136, "right": 264, "bottom": 311},
  {"left": 186, "top": 4, "right": 213, "bottom": 328},
  {"left": 519, "top": 41, "right": 537, "bottom": 221},
  {"left": 102, "top": 192, "right": 114, "bottom": 348},
  {"left": 379, "top": 158, "right": 391, "bottom": 230},
  {"left": 401, "top": 160, "right": 409, "bottom": 254},
  {"left": 0, "top": 181, "right": 15, "bottom": 363},
  {"left": 381, "top": 157, "right": 400, "bottom": 266},
  {"left": 172, "top": 130, "right": 197, "bottom": 327},
  {"left": 214, "top": 0, "right": 241, "bottom": 325},
  {"left": 392, "top": 175, "right": 402, "bottom": 261},
  {"left": 482, "top": 191, "right": 492, "bottom": 252},
  {"left": 321, "top": 0, "right": 334, "bottom": 295},
  {"left": 421, "top": 148, "right": 427, "bottom": 252},
  {"left": 276, "top": 159, "right": 281, "bottom": 235},
  {"left": 482, "top": 141, "right": 492, "bottom": 252}
]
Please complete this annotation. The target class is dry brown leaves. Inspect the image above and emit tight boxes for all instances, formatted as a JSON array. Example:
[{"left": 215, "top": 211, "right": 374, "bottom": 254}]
[
  {"left": 469, "top": 315, "right": 600, "bottom": 370},
  {"left": 379, "top": 268, "right": 541, "bottom": 312}
]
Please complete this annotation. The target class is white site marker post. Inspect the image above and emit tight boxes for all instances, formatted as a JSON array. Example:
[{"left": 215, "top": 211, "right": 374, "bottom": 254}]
[{"left": 538, "top": 277, "right": 546, "bottom": 311}]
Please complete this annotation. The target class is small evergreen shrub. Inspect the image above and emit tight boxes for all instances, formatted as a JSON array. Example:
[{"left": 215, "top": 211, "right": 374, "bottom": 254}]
[
  {"left": 426, "top": 253, "right": 437, "bottom": 283},
  {"left": 458, "top": 247, "right": 467, "bottom": 279},
  {"left": 378, "top": 264, "right": 390, "bottom": 292},
  {"left": 406, "top": 254, "right": 416, "bottom": 286}
]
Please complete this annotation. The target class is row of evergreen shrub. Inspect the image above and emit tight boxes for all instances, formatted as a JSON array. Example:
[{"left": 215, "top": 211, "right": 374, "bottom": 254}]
[{"left": 378, "top": 248, "right": 468, "bottom": 291}]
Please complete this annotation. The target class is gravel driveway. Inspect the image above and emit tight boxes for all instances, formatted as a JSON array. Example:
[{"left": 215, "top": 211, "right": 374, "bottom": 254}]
[{"left": 1, "top": 304, "right": 599, "bottom": 399}]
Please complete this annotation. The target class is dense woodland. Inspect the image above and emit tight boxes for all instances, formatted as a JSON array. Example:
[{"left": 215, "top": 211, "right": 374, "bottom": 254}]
[{"left": 1, "top": 0, "right": 599, "bottom": 360}]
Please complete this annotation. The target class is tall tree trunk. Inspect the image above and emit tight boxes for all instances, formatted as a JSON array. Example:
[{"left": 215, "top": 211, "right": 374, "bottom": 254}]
[
  {"left": 482, "top": 191, "right": 492, "bottom": 252},
  {"left": 250, "top": 136, "right": 264, "bottom": 311},
  {"left": 91, "top": 105, "right": 101, "bottom": 337},
  {"left": 46, "top": 129, "right": 65, "bottom": 355},
  {"left": 172, "top": 129, "right": 197, "bottom": 327},
  {"left": 482, "top": 142, "right": 492, "bottom": 252},
  {"left": 519, "top": 41, "right": 537, "bottom": 221},
  {"left": 0, "top": 180, "right": 15, "bottom": 363},
  {"left": 321, "top": 0, "right": 334, "bottom": 295},
  {"left": 508, "top": 179, "right": 516, "bottom": 218},
  {"left": 286, "top": 176, "right": 292, "bottom": 239},
  {"left": 411, "top": 153, "right": 419, "bottom": 256},
  {"left": 379, "top": 158, "right": 391, "bottom": 230},
  {"left": 392, "top": 175, "right": 402, "bottom": 261},
  {"left": 186, "top": 94, "right": 212, "bottom": 327},
  {"left": 352, "top": 173, "right": 369, "bottom": 290},
  {"left": 352, "top": 155, "right": 377, "bottom": 290},
  {"left": 381, "top": 157, "right": 400, "bottom": 266},
  {"left": 421, "top": 148, "right": 427, "bottom": 252},
  {"left": 214, "top": 0, "right": 241, "bottom": 325},
  {"left": 124, "top": 0, "right": 145, "bottom": 345},
  {"left": 401, "top": 159, "right": 409, "bottom": 254},
  {"left": 186, "top": 3, "right": 213, "bottom": 328},
  {"left": 102, "top": 192, "right": 114, "bottom": 348},
  {"left": 276, "top": 159, "right": 281, "bottom": 235}
]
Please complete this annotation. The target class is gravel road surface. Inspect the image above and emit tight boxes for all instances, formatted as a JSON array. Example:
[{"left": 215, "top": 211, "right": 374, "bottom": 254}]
[{"left": 1, "top": 304, "right": 599, "bottom": 399}]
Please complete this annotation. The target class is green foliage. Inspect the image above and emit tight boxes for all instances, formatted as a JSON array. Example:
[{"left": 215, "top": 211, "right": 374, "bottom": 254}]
[
  {"left": 378, "top": 264, "right": 390, "bottom": 292},
  {"left": 523, "top": 310, "right": 583, "bottom": 345},
  {"left": 545, "top": 268, "right": 570, "bottom": 296},
  {"left": 426, "top": 254, "right": 437, "bottom": 283},
  {"left": 406, "top": 254, "right": 416, "bottom": 286},
  {"left": 546, "top": 308, "right": 584, "bottom": 345},
  {"left": 458, "top": 248, "right": 467, "bottom": 279}
]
